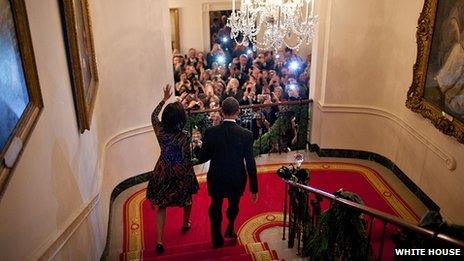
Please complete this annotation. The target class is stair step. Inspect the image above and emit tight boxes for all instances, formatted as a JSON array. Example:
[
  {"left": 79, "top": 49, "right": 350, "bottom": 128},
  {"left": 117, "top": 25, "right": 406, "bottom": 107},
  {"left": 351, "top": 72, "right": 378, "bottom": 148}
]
[
  {"left": 245, "top": 242, "right": 269, "bottom": 253},
  {"left": 121, "top": 240, "right": 235, "bottom": 259},
  {"left": 202, "top": 253, "right": 254, "bottom": 261},
  {"left": 141, "top": 246, "right": 246, "bottom": 261},
  {"left": 251, "top": 249, "right": 279, "bottom": 261}
]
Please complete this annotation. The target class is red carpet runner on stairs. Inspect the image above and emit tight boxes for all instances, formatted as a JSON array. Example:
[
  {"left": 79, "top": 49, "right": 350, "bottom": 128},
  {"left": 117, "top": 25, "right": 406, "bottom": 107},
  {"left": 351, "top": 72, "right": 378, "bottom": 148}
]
[{"left": 121, "top": 162, "right": 420, "bottom": 261}]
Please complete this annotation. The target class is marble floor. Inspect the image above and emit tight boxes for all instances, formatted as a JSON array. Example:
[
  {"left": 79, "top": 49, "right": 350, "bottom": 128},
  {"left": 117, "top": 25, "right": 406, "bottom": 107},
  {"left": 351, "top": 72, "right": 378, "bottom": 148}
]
[{"left": 106, "top": 151, "right": 428, "bottom": 260}]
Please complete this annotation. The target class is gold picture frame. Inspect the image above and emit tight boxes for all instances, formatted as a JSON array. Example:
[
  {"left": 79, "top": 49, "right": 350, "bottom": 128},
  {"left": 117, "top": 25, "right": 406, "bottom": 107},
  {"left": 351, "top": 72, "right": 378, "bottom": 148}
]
[
  {"left": 406, "top": 0, "right": 464, "bottom": 143},
  {"left": 61, "top": 0, "right": 99, "bottom": 133},
  {"left": 0, "top": 0, "right": 44, "bottom": 197},
  {"left": 170, "top": 8, "right": 180, "bottom": 52}
]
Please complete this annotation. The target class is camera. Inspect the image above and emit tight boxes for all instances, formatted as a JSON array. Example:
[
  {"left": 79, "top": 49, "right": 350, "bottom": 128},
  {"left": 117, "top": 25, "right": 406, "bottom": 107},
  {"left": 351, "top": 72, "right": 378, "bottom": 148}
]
[{"left": 188, "top": 101, "right": 200, "bottom": 110}]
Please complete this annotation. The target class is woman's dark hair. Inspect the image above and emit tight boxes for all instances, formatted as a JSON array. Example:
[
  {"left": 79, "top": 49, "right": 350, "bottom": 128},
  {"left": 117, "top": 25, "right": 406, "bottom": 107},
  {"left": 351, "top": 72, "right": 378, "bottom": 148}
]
[{"left": 161, "top": 102, "right": 187, "bottom": 133}]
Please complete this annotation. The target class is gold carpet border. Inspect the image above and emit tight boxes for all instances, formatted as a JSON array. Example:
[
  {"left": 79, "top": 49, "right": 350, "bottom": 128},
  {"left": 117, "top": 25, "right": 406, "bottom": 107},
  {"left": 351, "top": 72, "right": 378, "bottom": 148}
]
[
  {"left": 123, "top": 162, "right": 419, "bottom": 257},
  {"left": 238, "top": 212, "right": 284, "bottom": 245},
  {"left": 245, "top": 242, "right": 268, "bottom": 254},
  {"left": 252, "top": 250, "right": 279, "bottom": 261},
  {"left": 255, "top": 162, "right": 419, "bottom": 223},
  {"left": 238, "top": 212, "right": 283, "bottom": 261},
  {"left": 123, "top": 188, "right": 146, "bottom": 260}
]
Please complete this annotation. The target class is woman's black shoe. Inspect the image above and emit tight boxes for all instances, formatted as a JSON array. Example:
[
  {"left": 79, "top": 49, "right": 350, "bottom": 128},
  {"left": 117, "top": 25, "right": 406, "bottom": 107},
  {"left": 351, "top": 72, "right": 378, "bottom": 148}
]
[
  {"left": 181, "top": 220, "right": 191, "bottom": 232},
  {"left": 156, "top": 243, "right": 164, "bottom": 254}
]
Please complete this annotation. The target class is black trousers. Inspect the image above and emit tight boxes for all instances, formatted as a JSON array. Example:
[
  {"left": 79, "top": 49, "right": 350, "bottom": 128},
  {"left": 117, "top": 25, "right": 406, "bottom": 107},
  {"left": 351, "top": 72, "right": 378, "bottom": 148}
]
[{"left": 208, "top": 194, "right": 241, "bottom": 242}]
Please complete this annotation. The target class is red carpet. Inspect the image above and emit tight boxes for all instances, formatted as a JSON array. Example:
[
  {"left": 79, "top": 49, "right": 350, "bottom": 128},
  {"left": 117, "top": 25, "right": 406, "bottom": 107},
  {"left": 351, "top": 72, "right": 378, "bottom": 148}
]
[{"left": 121, "top": 162, "right": 419, "bottom": 260}]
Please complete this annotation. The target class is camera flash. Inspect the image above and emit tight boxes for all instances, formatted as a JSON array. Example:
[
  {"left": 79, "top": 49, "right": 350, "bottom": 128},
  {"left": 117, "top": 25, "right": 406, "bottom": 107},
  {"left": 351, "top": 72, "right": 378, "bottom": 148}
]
[
  {"left": 289, "top": 61, "right": 300, "bottom": 71},
  {"left": 217, "top": 56, "right": 226, "bottom": 64}
]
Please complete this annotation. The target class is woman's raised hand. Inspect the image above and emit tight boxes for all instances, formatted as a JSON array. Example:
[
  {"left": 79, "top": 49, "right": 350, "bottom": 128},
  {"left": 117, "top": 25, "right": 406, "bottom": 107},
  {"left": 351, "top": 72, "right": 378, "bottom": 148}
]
[{"left": 163, "top": 84, "right": 172, "bottom": 102}]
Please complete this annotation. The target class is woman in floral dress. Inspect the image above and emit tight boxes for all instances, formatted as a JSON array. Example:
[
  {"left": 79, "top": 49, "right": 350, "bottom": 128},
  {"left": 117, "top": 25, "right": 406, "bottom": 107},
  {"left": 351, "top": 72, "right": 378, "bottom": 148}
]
[{"left": 146, "top": 85, "right": 199, "bottom": 253}]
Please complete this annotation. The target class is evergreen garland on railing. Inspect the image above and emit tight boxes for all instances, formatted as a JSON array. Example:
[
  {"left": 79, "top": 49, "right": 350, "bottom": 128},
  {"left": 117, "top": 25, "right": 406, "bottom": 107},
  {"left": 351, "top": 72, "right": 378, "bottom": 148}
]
[
  {"left": 277, "top": 165, "right": 312, "bottom": 250},
  {"left": 186, "top": 102, "right": 309, "bottom": 157},
  {"left": 304, "top": 190, "right": 370, "bottom": 260},
  {"left": 293, "top": 103, "right": 309, "bottom": 149},
  {"left": 184, "top": 112, "right": 211, "bottom": 134},
  {"left": 253, "top": 103, "right": 309, "bottom": 156},
  {"left": 253, "top": 115, "right": 289, "bottom": 156},
  {"left": 288, "top": 168, "right": 312, "bottom": 249}
]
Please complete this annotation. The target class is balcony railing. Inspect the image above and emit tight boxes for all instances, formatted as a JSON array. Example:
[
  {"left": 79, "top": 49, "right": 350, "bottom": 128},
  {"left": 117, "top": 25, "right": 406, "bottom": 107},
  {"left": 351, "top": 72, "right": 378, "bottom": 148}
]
[{"left": 185, "top": 99, "right": 313, "bottom": 158}]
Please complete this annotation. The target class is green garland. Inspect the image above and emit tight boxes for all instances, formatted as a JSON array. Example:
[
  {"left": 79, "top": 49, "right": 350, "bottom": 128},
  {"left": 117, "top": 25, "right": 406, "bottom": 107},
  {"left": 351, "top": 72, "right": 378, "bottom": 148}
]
[
  {"left": 253, "top": 103, "right": 309, "bottom": 156},
  {"left": 184, "top": 112, "right": 211, "bottom": 134},
  {"left": 253, "top": 116, "right": 290, "bottom": 156},
  {"left": 287, "top": 168, "right": 312, "bottom": 249},
  {"left": 293, "top": 103, "right": 309, "bottom": 149},
  {"left": 303, "top": 191, "right": 370, "bottom": 260},
  {"left": 186, "top": 103, "right": 309, "bottom": 157}
]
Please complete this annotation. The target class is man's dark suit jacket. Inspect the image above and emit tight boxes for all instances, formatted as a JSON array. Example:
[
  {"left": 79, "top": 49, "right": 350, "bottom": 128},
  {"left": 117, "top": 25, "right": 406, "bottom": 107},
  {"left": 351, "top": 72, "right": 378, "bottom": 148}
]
[{"left": 198, "top": 121, "right": 258, "bottom": 197}]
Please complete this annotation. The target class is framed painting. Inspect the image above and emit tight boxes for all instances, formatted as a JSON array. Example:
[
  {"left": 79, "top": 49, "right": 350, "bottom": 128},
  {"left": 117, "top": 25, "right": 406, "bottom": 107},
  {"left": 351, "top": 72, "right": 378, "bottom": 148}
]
[
  {"left": 0, "top": 0, "right": 43, "bottom": 196},
  {"left": 61, "top": 0, "right": 98, "bottom": 133},
  {"left": 407, "top": 0, "right": 464, "bottom": 143},
  {"left": 170, "top": 8, "right": 180, "bottom": 52}
]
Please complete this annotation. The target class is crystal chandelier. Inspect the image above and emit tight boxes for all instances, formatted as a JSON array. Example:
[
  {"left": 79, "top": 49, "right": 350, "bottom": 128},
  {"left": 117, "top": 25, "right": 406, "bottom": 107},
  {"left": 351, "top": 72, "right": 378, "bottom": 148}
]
[{"left": 227, "top": 0, "right": 318, "bottom": 51}]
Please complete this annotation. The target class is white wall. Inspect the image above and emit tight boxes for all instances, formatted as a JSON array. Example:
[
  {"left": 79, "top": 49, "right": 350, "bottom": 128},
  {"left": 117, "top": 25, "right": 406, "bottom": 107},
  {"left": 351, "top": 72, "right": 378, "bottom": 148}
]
[
  {"left": 1, "top": 0, "right": 462, "bottom": 260},
  {"left": 168, "top": 0, "right": 230, "bottom": 54},
  {"left": 0, "top": 0, "right": 102, "bottom": 259},
  {"left": 0, "top": 0, "right": 172, "bottom": 260},
  {"left": 311, "top": 0, "right": 464, "bottom": 223}
]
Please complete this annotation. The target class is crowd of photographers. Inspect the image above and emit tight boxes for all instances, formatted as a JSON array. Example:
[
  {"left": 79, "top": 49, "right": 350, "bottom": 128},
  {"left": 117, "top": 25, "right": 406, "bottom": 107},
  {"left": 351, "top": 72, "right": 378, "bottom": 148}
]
[{"left": 172, "top": 41, "right": 311, "bottom": 141}]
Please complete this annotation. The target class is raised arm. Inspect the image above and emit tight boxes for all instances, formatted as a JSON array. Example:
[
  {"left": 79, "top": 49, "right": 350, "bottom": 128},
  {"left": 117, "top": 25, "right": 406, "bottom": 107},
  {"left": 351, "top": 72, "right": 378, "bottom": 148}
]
[{"left": 151, "top": 84, "right": 173, "bottom": 131}]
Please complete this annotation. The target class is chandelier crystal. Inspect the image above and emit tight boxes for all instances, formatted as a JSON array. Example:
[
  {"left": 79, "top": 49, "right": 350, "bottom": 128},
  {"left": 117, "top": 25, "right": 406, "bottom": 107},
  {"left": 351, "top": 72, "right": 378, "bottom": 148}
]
[{"left": 227, "top": 0, "right": 318, "bottom": 51}]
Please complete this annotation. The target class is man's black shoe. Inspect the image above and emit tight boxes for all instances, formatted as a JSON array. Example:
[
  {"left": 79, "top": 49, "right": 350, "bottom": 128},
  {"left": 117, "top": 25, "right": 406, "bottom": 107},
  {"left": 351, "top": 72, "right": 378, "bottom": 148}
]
[
  {"left": 212, "top": 237, "right": 224, "bottom": 248},
  {"left": 224, "top": 226, "right": 238, "bottom": 238}
]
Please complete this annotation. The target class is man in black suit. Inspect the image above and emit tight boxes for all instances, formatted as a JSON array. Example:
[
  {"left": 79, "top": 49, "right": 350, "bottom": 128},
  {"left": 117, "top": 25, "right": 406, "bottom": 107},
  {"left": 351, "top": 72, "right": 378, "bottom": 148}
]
[{"left": 196, "top": 97, "right": 258, "bottom": 248}]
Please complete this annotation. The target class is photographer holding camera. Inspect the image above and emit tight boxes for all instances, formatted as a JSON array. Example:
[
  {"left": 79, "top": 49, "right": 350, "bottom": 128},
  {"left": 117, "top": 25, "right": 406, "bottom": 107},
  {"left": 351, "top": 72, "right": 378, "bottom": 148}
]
[
  {"left": 241, "top": 80, "right": 258, "bottom": 105},
  {"left": 251, "top": 111, "right": 271, "bottom": 140},
  {"left": 223, "top": 78, "right": 243, "bottom": 102},
  {"left": 175, "top": 72, "right": 191, "bottom": 96}
]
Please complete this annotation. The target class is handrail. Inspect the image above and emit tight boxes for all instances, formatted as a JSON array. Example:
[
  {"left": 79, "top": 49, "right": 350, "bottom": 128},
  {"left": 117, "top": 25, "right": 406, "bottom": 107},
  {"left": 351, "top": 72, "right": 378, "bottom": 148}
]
[
  {"left": 284, "top": 179, "right": 464, "bottom": 249},
  {"left": 187, "top": 99, "right": 313, "bottom": 114}
]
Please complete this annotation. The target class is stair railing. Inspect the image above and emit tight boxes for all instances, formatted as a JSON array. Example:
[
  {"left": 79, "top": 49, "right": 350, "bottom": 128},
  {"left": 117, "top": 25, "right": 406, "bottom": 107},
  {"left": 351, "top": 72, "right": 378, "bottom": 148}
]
[{"left": 281, "top": 179, "right": 464, "bottom": 260}]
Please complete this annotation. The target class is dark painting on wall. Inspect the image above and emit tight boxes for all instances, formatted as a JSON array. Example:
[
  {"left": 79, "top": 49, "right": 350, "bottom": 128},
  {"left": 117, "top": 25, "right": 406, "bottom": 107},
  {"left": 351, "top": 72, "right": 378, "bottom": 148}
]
[
  {"left": 61, "top": 0, "right": 98, "bottom": 133},
  {"left": 407, "top": 0, "right": 464, "bottom": 144},
  {"left": 0, "top": 0, "right": 43, "bottom": 197},
  {"left": 0, "top": 0, "right": 29, "bottom": 151}
]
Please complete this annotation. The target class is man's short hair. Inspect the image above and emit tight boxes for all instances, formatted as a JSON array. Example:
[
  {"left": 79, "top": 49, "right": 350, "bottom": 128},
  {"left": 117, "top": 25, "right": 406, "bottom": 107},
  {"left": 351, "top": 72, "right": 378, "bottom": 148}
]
[{"left": 221, "top": 97, "right": 240, "bottom": 116}]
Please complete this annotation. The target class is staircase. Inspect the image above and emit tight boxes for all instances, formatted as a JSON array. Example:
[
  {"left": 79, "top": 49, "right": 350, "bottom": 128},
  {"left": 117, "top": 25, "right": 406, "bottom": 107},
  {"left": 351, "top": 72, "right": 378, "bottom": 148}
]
[{"left": 120, "top": 241, "right": 279, "bottom": 261}]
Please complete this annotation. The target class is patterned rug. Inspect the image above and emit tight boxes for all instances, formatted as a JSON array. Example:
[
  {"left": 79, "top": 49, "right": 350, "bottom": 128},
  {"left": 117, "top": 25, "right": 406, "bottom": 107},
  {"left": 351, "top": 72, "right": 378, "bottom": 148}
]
[{"left": 121, "top": 162, "right": 419, "bottom": 260}]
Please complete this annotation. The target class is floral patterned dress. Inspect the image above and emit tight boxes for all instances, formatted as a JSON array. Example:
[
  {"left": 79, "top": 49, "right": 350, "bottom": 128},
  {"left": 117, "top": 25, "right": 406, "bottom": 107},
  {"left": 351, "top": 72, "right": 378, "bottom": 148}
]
[{"left": 146, "top": 100, "right": 199, "bottom": 208}]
